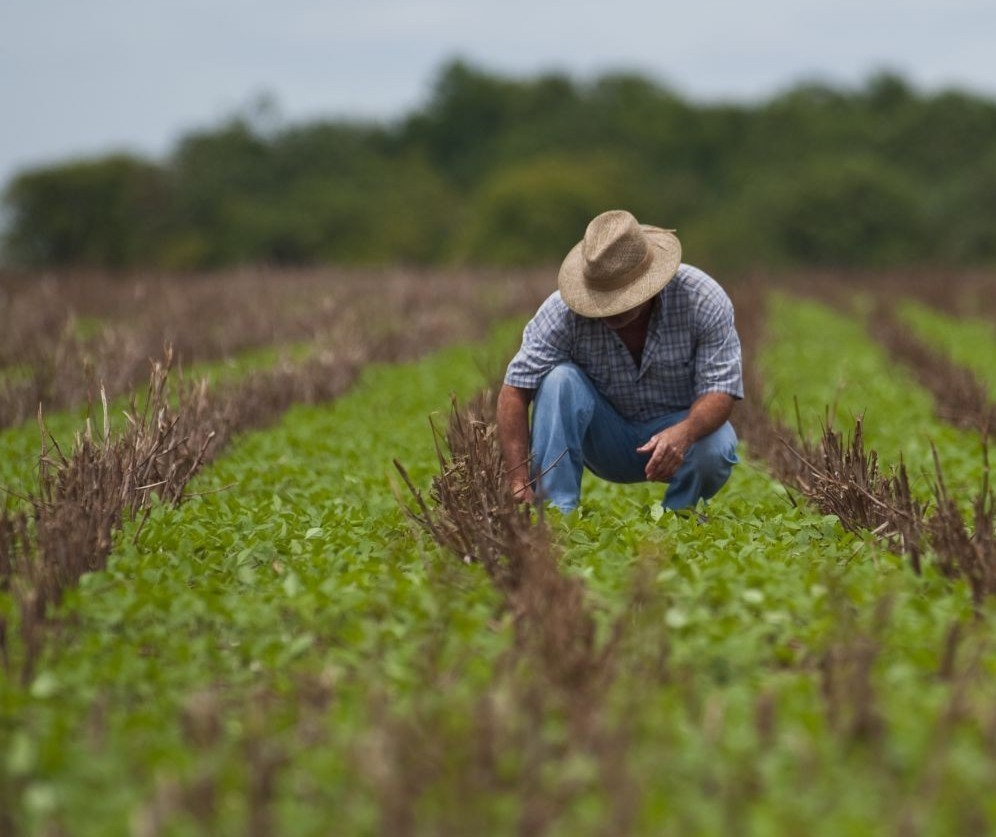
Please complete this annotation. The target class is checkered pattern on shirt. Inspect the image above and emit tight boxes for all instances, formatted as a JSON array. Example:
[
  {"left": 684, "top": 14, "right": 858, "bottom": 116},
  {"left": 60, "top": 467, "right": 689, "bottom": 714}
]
[{"left": 504, "top": 264, "right": 744, "bottom": 422}]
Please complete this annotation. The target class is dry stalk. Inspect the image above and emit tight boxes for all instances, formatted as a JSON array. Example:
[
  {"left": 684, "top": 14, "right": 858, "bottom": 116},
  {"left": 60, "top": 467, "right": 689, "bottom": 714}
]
[
  {"left": 784, "top": 418, "right": 928, "bottom": 569},
  {"left": 729, "top": 281, "right": 996, "bottom": 595},
  {"left": 729, "top": 283, "right": 927, "bottom": 562},
  {"left": 869, "top": 303, "right": 994, "bottom": 435},
  {"left": 0, "top": 341, "right": 368, "bottom": 682},
  {"left": 781, "top": 410, "right": 996, "bottom": 607},
  {"left": 728, "top": 281, "right": 813, "bottom": 489},
  {"left": 819, "top": 597, "right": 891, "bottom": 748},
  {"left": 0, "top": 263, "right": 547, "bottom": 682},
  {"left": 392, "top": 390, "right": 638, "bottom": 833},
  {"left": 396, "top": 391, "right": 620, "bottom": 695},
  {"left": 1, "top": 350, "right": 215, "bottom": 681},
  {"left": 927, "top": 443, "right": 996, "bottom": 611},
  {"left": 0, "top": 267, "right": 550, "bottom": 431}
]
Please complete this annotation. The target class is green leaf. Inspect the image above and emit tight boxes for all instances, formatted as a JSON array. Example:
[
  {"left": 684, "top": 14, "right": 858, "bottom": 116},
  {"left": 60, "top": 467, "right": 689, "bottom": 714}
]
[
  {"left": 283, "top": 571, "right": 302, "bottom": 598},
  {"left": 742, "top": 589, "right": 765, "bottom": 605},
  {"left": 29, "top": 671, "right": 59, "bottom": 699},
  {"left": 6, "top": 732, "right": 37, "bottom": 775}
]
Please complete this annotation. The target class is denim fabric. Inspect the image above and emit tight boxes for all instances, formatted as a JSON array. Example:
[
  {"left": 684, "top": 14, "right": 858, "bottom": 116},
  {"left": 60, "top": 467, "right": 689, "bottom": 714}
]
[{"left": 530, "top": 363, "right": 739, "bottom": 512}]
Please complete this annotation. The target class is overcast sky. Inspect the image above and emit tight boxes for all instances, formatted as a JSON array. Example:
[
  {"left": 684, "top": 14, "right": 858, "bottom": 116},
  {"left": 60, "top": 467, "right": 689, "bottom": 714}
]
[{"left": 3, "top": 0, "right": 996, "bottom": 191}]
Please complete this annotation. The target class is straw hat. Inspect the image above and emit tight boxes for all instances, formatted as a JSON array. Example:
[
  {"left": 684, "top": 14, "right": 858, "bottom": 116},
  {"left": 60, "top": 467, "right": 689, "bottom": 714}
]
[{"left": 558, "top": 210, "right": 682, "bottom": 318}]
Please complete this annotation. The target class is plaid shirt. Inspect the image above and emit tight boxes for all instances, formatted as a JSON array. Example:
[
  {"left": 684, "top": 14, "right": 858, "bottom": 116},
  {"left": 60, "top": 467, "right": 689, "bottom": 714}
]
[{"left": 504, "top": 264, "right": 743, "bottom": 421}]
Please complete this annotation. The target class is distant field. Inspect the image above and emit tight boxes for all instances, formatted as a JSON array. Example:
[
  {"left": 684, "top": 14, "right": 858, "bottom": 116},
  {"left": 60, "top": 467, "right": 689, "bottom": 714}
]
[{"left": 1, "top": 268, "right": 995, "bottom": 835}]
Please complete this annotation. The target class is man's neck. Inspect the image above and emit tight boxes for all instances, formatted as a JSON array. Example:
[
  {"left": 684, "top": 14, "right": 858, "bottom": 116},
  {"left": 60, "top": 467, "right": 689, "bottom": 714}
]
[{"left": 613, "top": 299, "right": 654, "bottom": 365}]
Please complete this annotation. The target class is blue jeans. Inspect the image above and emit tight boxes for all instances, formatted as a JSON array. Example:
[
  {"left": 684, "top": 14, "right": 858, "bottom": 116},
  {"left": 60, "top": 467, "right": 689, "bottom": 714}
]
[{"left": 530, "top": 363, "right": 739, "bottom": 512}]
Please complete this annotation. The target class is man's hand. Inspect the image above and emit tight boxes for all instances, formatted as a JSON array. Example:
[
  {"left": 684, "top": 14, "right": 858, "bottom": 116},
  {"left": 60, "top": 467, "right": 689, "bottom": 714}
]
[
  {"left": 497, "top": 384, "right": 536, "bottom": 503},
  {"left": 636, "top": 392, "right": 736, "bottom": 482},
  {"left": 509, "top": 477, "right": 536, "bottom": 505},
  {"left": 637, "top": 424, "right": 694, "bottom": 482}
]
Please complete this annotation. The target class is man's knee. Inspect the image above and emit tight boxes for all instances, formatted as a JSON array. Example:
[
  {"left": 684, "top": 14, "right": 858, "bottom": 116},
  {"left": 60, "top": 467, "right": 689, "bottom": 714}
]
[
  {"left": 688, "top": 423, "right": 739, "bottom": 485},
  {"left": 535, "top": 363, "right": 596, "bottom": 412},
  {"left": 537, "top": 362, "right": 586, "bottom": 394},
  {"left": 698, "top": 422, "right": 738, "bottom": 456}
]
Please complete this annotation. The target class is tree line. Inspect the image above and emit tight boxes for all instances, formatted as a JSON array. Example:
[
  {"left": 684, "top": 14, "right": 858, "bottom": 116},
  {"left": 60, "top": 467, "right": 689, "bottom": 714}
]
[{"left": 4, "top": 60, "right": 996, "bottom": 273}]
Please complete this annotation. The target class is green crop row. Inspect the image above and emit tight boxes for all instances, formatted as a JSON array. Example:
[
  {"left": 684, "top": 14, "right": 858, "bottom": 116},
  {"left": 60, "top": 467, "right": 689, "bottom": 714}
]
[
  {"left": 1, "top": 326, "right": 523, "bottom": 833},
  {"left": 898, "top": 300, "right": 996, "bottom": 400},
  {"left": 761, "top": 292, "right": 989, "bottom": 499},
  {"left": 0, "top": 339, "right": 322, "bottom": 507},
  {"left": 2, "top": 297, "right": 994, "bottom": 834},
  {"left": 550, "top": 468, "right": 984, "bottom": 833}
]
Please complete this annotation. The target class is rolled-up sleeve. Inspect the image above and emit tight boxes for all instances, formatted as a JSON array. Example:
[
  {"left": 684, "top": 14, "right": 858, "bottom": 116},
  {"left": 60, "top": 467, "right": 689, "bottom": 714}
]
[
  {"left": 693, "top": 293, "right": 744, "bottom": 400},
  {"left": 504, "top": 293, "right": 574, "bottom": 390}
]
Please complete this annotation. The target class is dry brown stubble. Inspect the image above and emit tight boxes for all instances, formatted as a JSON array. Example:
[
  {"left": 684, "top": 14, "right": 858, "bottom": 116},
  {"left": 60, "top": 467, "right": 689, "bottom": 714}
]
[
  {"left": 391, "top": 390, "right": 640, "bottom": 835},
  {"left": 0, "top": 266, "right": 552, "bottom": 429},
  {"left": 0, "top": 267, "right": 552, "bottom": 682},
  {"left": 869, "top": 302, "right": 994, "bottom": 435},
  {"left": 731, "top": 277, "right": 996, "bottom": 596}
]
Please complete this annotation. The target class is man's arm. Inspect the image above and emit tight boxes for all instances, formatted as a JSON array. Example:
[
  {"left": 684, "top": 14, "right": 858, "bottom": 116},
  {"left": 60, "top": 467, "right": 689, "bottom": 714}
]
[
  {"left": 636, "top": 391, "right": 735, "bottom": 482},
  {"left": 496, "top": 384, "right": 535, "bottom": 501}
]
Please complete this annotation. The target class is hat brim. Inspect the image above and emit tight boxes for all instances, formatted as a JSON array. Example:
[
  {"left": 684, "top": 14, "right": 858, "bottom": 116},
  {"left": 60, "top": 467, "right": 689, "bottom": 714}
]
[{"left": 557, "top": 226, "right": 682, "bottom": 318}]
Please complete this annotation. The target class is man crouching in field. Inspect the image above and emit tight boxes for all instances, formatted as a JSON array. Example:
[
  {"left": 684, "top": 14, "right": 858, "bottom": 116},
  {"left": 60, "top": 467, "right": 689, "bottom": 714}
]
[{"left": 497, "top": 209, "right": 744, "bottom": 513}]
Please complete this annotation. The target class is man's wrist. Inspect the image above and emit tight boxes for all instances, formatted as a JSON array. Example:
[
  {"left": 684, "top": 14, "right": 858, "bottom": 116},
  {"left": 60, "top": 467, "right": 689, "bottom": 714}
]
[{"left": 508, "top": 468, "right": 530, "bottom": 488}]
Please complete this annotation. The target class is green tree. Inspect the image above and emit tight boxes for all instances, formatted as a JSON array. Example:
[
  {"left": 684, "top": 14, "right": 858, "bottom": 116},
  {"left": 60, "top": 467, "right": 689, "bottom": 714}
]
[
  {"left": 2, "top": 155, "right": 166, "bottom": 269},
  {"left": 160, "top": 118, "right": 274, "bottom": 266},
  {"left": 452, "top": 153, "right": 644, "bottom": 265},
  {"left": 765, "top": 157, "right": 927, "bottom": 268},
  {"left": 936, "top": 147, "right": 996, "bottom": 265},
  {"left": 6, "top": 63, "right": 996, "bottom": 272},
  {"left": 402, "top": 60, "right": 519, "bottom": 189}
]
